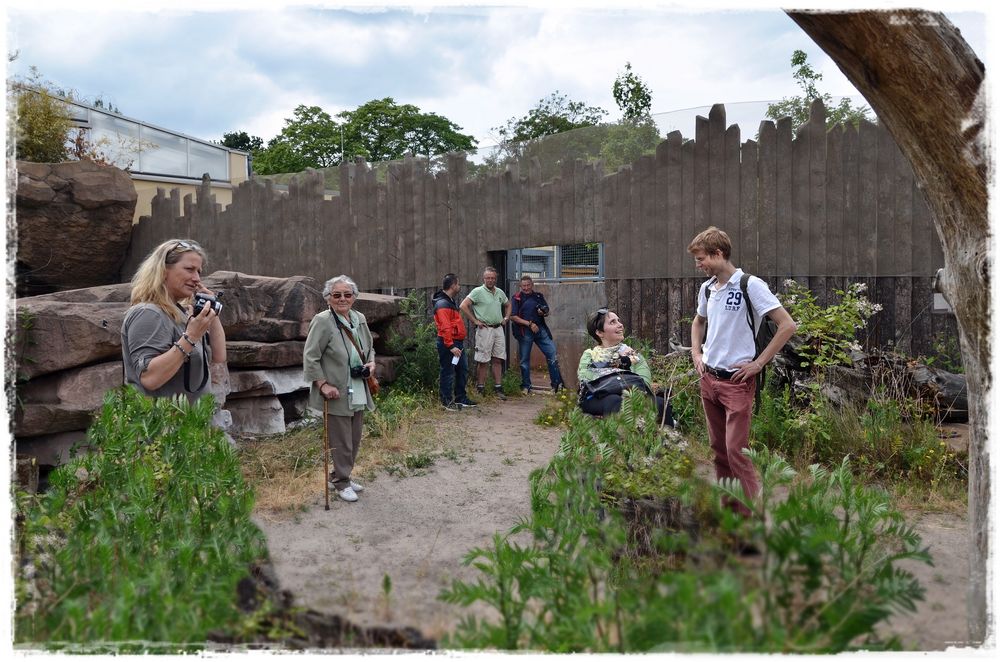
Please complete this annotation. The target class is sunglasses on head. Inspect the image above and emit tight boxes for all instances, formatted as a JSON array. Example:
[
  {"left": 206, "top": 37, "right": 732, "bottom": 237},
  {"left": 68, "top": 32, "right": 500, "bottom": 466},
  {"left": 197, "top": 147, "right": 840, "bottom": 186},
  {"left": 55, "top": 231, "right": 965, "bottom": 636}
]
[
  {"left": 171, "top": 240, "right": 199, "bottom": 253},
  {"left": 595, "top": 307, "right": 608, "bottom": 318},
  {"left": 329, "top": 292, "right": 354, "bottom": 300}
]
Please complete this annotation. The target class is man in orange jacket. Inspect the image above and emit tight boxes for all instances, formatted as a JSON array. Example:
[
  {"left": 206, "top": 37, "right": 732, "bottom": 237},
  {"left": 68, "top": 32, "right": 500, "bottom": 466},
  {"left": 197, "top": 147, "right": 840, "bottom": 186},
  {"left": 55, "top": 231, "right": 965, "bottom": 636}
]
[{"left": 433, "top": 273, "right": 477, "bottom": 410}]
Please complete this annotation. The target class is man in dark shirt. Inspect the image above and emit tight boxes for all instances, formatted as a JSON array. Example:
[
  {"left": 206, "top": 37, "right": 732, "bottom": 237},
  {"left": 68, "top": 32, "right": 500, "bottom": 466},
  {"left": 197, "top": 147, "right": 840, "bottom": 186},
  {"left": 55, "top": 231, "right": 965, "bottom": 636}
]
[{"left": 509, "top": 275, "right": 565, "bottom": 395}]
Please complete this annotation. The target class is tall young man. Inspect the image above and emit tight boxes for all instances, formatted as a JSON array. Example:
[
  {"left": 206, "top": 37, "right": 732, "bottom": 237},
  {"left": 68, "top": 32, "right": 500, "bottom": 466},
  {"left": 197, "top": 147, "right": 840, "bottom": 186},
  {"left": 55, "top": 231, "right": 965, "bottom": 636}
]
[
  {"left": 460, "top": 266, "right": 511, "bottom": 400},
  {"left": 688, "top": 227, "right": 797, "bottom": 517},
  {"left": 509, "top": 275, "right": 565, "bottom": 395},
  {"left": 433, "top": 273, "right": 477, "bottom": 411}
]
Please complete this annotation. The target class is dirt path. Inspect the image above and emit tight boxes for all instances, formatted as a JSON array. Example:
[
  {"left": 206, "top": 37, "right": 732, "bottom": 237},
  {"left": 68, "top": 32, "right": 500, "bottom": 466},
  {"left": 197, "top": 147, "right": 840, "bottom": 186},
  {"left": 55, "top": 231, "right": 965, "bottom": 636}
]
[
  {"left": 253, "top": 396, "right": 972, "bottom": 650},
  {"left": 253, "top": 396, "right": 563, "bottom": 642}
]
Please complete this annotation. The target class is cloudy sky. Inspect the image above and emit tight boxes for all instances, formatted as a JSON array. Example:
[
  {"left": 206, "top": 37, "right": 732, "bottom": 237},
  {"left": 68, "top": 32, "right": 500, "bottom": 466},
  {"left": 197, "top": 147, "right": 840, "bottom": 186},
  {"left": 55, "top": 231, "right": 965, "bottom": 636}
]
[{"left": 3, "top": 0, "right": 991, "bottom": 151}]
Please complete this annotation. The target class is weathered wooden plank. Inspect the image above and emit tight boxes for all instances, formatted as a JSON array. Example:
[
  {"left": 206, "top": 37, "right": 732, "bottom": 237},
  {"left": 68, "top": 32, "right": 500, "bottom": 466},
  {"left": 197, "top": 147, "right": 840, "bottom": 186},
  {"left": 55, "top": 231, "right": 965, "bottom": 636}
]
[
  {"left": 682, "top": 277, "right": 698, "bottom": 346},
  {"left": 775, "top": 117, "right": 794, "bottom": 276},
  {"left": 636, "top": 155, "right": 655, "bottom": 277},
  {"left": 667, "top": 278, "right": 684, "bottom": 347},
  {"left": 806, "top": 101, "right": 827, "bottom": 277},
  {"left": 910, "top": 276, "right": 934, "bottom": 358},
  {"left": 842, "top": 121, "right": 861, "bottom": 275},
  {"left": 725, "top": 124, "right": 741, "bottom": 266},
  {"left": 741, "top": 137, "right": 760, "bottom": 275},
  {"left": 665, "top": 132, "right": 684, "bottom": 278},
  {"left": 894, "top": 277, "right": 913, "bottom": 355},
  {"left": 640, "top": 278, "right": 656, "bottom": 343},
  {"left": 708, "top": 104, "right": 726, "bottom": 231},
  {"left": 682, "top": 139, "right": 696, "bottom": 273},
  {"left": 790, "top": 118, "right": 810, "bottom": 277},
  {"left": 598, "top": 173, "right": 615, "bottom": 277},
  {"left": 618, "top": 168, "right": 633, "bottom": 280},
  {"left": 858, "top": 119, "right": 879, "bottom": 275},
  {"left": 894, "top": 139, "right": 914, "bottom": 278},
  {"left": 654, "top": 278, "right": 669, "bottom": 354},
  {"left": 912, "top": 178, "right": 941, "bottom": 272},
  {"left": 825, "top": 125, "right": 844, "bottom": 278},
  {"left": 653, "top": 139, "right": 670, "bottom": 278},
  {"left": 630, "top": 278, "right": 643, "bottom": 341},
  {"left": 694, "top": 114, "right": 710, "bottom": 234},
  {"left": 875, "top": 124, "right": 896, "bottom": 276}
]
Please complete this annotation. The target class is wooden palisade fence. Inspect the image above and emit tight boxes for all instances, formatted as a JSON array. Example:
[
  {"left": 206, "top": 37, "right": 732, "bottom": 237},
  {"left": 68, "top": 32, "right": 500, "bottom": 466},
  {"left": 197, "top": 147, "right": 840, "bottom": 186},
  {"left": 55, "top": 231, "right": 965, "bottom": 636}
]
[{"left": 123, "top": 101, "right": 954, "bottom": 358}]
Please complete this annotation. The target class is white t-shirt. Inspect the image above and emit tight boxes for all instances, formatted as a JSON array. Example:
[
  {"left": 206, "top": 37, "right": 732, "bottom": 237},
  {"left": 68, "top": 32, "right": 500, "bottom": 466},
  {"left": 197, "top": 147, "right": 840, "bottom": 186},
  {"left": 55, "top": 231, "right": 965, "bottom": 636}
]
[{"left": 696, "top": 269, "right": 780, "bottom": 371}]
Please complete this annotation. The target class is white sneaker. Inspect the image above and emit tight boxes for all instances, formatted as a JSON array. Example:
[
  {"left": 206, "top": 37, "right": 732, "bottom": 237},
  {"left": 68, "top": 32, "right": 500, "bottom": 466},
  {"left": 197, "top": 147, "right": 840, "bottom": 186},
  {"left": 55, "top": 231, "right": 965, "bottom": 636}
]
[
  {"left": 337, "top": 486, "right": 359, "bottom": 502},
  {"left": 349, "top": 480, "right": 364, "bottom": 493}
]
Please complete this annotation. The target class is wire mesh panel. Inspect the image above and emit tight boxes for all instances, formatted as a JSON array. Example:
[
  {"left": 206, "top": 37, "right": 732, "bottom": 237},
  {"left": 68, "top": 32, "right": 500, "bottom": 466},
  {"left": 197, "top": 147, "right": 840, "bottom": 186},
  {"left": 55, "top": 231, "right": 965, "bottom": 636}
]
[{"left": 509, "top": 243, "right": 603, "bottom": 282}]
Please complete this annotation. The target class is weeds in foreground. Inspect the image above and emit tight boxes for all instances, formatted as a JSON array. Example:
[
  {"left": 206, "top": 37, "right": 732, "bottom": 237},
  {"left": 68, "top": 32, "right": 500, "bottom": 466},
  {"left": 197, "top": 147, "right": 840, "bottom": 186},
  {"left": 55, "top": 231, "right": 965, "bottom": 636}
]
[
  {"left": 14, "top": 387, "right": 268, "bottom": 650},
  {"left": 440, "top": 394, "right": 931, "bottom": 652},
  {"left": 239, "top": 388, "right": 440, "bottom": 518}
]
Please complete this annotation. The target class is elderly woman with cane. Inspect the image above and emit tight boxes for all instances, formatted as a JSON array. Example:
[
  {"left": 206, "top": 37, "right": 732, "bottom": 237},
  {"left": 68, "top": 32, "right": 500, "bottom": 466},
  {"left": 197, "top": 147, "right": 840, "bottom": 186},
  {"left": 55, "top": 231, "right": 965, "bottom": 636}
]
[{"left": 303, "top": 275, "right": 377, "bottom": 504}]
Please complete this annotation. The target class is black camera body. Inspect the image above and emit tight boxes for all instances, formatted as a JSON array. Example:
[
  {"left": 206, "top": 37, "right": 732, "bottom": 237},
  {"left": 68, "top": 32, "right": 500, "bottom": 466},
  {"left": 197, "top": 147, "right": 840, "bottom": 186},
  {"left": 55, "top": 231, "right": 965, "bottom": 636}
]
[
  {"left": 350, "top": 364, "right": 371, "bottom": 379},
  {"left": 537, "top": 304, "right": 550, "bottom": 317},
  {"left": 193, "top": 291, "right": 223, "bottom": 317}
]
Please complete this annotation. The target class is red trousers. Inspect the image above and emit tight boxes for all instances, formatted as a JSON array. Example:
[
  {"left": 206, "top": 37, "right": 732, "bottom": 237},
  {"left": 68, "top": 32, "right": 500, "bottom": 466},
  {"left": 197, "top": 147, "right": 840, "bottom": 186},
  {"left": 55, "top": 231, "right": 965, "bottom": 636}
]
[{"left": 700, "top": 373, "right": 760, "bottom": 517}]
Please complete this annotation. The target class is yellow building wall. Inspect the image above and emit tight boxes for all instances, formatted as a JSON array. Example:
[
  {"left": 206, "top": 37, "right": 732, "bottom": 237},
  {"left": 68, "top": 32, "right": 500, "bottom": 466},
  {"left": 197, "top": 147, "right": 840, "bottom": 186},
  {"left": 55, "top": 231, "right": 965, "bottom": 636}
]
[{"left": 129, "top": 151, "right": 248, "bottom": 224}]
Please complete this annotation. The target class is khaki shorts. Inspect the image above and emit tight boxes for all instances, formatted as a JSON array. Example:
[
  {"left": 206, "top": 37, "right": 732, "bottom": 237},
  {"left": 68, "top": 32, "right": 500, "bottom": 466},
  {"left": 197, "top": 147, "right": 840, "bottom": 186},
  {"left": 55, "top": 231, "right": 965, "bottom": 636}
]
[{"left": 474, "top": 325, "right": 507, "bottom": 363}]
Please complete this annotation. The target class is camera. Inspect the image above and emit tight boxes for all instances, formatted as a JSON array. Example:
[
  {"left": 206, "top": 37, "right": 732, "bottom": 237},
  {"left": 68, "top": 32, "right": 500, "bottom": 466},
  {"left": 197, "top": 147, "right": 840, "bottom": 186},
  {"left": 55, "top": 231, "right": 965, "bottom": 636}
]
[
  {"left": 350, "top": 364, "right": 371, "bottom": 379},
  {"left": 537, "top": 304, "right": 550, "bottom": 316},
  {"left": 193, "top": 291, "right": 223, "bottom": 316}
]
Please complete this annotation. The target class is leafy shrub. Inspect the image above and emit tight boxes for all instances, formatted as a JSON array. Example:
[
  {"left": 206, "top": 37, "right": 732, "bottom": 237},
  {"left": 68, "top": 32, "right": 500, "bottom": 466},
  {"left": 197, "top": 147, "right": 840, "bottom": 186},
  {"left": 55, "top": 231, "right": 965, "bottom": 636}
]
[
  {"left": 441, "top": 394, "right": 931, "bottom": 653},
  {"left": 15, "top": 387, "right": 268, "bottom": 650},
  {"left": 386, "top": 291, "right": 444, "bottom": 392},
  {"left": 779, "top": 280, "right": 881, "bottom": 370}
]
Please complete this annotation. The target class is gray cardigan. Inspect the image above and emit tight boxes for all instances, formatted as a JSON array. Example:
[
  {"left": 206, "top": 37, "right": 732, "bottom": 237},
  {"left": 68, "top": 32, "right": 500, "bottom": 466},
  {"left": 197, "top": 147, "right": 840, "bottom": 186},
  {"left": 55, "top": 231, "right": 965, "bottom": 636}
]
[{"left": 303, "top": 308, "right": 376, "bottom": 416}]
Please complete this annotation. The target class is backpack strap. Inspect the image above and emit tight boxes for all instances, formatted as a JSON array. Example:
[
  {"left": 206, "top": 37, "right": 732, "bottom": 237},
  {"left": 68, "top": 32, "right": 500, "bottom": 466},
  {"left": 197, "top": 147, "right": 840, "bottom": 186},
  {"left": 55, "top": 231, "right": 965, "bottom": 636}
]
[{"left": 740, "top": 272, "right": 765, "bottom": 412}]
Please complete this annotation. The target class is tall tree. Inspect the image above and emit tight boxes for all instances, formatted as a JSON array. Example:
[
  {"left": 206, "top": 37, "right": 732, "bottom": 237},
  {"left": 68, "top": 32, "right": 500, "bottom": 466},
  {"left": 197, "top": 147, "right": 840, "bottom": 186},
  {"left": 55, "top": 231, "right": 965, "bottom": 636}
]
[
  {"left": 765, "top": 49, "right": 873, "bottom": 132},
  {"left": 337, "top": 97, "right": 476, "bottom": 163},
  {"left": 252, "top": 99, "right": 475, "bottom": 175},
  {"left": 220, "top": 131, "right": 264, "bottom": 153},
  {"left": 787, "top": 9, "right": 988, "bottom": 643},
  {"left": 492, "top": 91, "right": 608, "bottom": 146},
  {"left": 612, "top": 62, "right": 652, "bottom": 122}
]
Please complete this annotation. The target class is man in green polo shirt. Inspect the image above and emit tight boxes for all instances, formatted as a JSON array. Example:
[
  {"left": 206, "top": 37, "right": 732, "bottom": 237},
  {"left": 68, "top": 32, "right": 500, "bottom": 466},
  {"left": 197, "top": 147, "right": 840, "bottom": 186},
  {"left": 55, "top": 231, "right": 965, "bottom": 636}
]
[{"left": 460, "top": 266, "right": 511, "bottom": 400}]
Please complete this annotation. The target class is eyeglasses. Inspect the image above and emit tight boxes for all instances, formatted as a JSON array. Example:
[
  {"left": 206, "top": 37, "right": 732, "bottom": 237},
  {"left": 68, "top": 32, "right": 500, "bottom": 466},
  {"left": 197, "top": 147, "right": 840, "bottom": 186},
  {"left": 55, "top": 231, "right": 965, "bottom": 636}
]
[
  {"left": 329, "top": 292, "right": 355, "bottom": 300},
  {"left": 595, "top": 307, "right": 608, "bottom": 318}
]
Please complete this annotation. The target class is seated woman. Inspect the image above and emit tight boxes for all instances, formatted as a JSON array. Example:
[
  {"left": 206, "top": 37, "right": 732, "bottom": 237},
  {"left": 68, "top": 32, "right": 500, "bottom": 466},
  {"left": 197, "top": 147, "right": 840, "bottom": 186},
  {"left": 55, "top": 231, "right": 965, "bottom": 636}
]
[{"left": 577, "top": 308, "right": 672, "bottom": 425}]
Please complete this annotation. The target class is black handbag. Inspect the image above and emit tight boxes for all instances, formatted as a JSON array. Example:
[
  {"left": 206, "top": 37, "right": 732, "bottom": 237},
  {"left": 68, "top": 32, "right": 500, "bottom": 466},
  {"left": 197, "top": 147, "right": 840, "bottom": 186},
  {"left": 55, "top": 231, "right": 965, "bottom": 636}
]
[{"left": 579, "top": 371, "right": 652, "bottom": 401}]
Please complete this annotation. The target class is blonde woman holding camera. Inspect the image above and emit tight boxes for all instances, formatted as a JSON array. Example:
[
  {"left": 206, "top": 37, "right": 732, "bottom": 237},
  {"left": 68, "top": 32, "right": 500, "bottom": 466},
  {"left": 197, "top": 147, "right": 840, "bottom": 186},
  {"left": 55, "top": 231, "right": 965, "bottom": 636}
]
[{"left": 121, "top": 239, "right": 226, "bottom": 401}]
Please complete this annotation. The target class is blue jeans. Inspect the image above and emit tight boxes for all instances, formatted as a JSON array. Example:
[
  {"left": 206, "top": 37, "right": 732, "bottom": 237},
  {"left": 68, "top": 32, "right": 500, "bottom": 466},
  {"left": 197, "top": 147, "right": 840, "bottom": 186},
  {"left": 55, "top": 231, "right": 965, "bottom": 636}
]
[
  {"left": 517, "top": 327, "right": 563, "bottom": 390},
  {"left": 437, "top": 338, "right": 468, "bottom": 405}
]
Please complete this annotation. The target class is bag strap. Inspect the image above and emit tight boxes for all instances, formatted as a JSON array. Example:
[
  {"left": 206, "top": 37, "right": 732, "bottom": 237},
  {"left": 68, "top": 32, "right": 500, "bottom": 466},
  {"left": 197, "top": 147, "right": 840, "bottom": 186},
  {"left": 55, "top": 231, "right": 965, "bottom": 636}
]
[
  {"left": 740, "top": 272, "right": 765, "bottom": 412},
  {"left": 333, "top": 312, "right": 371, "bottom": 363}
]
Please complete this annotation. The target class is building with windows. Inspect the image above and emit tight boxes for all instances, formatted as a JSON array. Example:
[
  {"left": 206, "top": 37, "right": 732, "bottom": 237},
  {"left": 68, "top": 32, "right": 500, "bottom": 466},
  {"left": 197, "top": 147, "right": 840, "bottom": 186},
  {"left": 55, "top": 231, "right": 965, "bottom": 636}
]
[{"left": 64, "top": 97, "right": 250, "bottom": 222}]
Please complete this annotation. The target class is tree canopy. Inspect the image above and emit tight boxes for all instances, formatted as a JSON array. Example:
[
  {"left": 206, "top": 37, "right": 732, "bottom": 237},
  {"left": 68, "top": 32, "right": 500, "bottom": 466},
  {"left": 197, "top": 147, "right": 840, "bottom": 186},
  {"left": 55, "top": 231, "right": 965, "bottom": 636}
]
[
  {"left": 612, "top": 62, "right": 652, "bottom": 122},
  {"left": 246, "top": 99, "right": 476, "bottom": 176},
  {"left": 220, "top": 131, "right": 264, "bottom": 153},
  {"left": 765, "top": 49, "right": 873, "bottom": 132}
]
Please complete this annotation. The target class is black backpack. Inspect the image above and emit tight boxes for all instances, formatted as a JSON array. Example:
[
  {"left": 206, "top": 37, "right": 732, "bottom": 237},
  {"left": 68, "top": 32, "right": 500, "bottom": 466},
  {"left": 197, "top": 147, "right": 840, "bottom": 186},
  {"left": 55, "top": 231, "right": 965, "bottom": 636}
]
[{"left": 702, "top": 272, "right": 778, "bottom": 410}]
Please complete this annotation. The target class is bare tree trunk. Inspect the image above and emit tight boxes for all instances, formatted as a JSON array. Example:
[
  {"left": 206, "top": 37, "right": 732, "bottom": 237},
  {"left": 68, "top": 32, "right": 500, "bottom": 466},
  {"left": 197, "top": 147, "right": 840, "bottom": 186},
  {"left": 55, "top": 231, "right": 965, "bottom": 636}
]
[{"left": 786, "top": 9, "right": 989, "bottom": 644}]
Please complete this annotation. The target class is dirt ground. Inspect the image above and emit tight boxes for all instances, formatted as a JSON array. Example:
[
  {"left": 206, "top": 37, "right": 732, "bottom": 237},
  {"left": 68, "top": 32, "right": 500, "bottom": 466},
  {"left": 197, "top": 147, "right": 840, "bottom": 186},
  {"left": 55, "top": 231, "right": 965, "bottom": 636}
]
[{"left": 253, "top": 396, "right": 973, "bottom": 651}]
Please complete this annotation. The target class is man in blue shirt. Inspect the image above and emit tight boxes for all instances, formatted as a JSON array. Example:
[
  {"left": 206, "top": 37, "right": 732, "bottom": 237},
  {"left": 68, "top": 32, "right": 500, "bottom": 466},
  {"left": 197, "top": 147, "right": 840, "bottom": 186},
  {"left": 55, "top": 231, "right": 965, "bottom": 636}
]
[{"left": 509, "top": 275, "right": 565, "bottom": 395}]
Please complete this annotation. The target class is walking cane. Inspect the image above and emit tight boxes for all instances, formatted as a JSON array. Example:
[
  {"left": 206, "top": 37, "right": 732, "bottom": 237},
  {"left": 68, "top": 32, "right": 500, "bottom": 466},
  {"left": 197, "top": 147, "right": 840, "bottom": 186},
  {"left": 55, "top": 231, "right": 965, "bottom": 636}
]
[{"left": 323, "top": 397, "right": 330, "bottom": 511}]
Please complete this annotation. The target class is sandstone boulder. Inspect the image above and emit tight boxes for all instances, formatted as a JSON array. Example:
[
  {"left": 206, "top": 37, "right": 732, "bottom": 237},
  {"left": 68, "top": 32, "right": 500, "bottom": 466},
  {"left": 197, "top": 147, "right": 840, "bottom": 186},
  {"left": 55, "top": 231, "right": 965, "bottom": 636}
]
[
  {"left": 12, "top": 299, "right": 127, "bottom": 380},
  {"left": 229, "top": 367, "right": 310, "bottom": 399},
  {"left": 227, "top": 341, "right": 306, "bottom": 369},
  {"left": 353, "top": 293, "right": 403, "bottom": 326},
  {"left": 16, "top": 160, "right": 137, "bottom": 296}
]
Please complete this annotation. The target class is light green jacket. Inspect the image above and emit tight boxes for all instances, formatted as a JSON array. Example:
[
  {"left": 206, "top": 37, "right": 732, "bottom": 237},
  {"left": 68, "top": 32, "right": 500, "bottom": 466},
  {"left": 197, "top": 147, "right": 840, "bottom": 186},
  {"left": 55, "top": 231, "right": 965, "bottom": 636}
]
[{"left": 303, "top": 308, "right": 376, "bottom": 416}]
